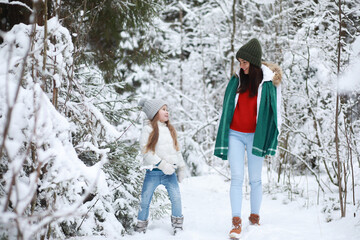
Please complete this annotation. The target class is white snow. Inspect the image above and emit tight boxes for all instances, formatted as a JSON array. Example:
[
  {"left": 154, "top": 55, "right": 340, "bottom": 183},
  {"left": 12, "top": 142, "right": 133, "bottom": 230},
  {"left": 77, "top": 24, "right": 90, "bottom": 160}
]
[
  {"left": 6, "top": 1, "right": 33, "bottom": 12},
  {"left": 338, "top": 36, "right": 360, "bottom": 92},
  {"left": 253, "top": 0, "right": 275, "bottom": 4},
  {"left": 338, "top": 60, "right": 360, "bottom": 92},
  {"left": 70, "top": 173, "right": 360, "bottom": 240}
]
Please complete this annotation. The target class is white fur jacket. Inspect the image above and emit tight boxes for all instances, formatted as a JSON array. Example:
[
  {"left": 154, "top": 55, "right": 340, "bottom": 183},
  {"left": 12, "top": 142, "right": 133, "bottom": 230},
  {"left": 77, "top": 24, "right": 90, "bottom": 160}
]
[{"left": 139, "top": 121, "right": 186, "bottom": 170}]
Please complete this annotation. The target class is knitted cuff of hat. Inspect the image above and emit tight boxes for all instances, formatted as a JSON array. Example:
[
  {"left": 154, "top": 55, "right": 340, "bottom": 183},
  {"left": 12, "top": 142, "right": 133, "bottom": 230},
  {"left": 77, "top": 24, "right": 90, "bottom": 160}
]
[{"left": 139, "top": 98, "right": 167, "bottom": 120}]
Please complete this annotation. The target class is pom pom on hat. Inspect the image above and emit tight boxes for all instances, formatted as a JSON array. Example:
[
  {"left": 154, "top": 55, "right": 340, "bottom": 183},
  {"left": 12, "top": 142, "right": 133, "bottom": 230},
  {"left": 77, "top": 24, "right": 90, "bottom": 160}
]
[
  {"left": 138, "top": 98, "right": 146, "bottom": 108},
  {"left": 138, "top": 98, "right": 167, "bottom": 120}
]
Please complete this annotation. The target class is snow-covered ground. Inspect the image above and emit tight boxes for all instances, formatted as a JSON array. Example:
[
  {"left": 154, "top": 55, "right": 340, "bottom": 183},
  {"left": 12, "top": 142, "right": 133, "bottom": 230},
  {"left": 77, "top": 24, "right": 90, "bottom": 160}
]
[{"left": 72, "top": 173, "right": 360, "bottom": 240}]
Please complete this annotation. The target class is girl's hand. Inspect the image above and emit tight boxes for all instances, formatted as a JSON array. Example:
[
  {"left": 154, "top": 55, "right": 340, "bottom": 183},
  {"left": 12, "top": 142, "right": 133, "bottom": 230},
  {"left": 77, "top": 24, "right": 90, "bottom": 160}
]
[
  {"left": 157, "top": 161, "right": 175, "bottom": 175},
  {"left": 177, "top": 167, "right": 186, "bottom": 183}
]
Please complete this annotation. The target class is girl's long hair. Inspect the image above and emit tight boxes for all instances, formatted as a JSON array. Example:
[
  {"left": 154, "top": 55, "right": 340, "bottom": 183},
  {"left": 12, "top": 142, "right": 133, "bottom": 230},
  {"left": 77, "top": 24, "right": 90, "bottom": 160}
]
[
  {"left": 144, "top": 112, "right": 179, "bottom": 153},
  {"left": 238, "top": 64, "right": 263, "bottom": 97}
]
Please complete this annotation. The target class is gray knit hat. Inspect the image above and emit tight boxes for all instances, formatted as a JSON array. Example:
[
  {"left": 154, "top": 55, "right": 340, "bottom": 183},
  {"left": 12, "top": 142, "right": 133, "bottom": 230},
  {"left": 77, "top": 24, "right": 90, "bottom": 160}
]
[
  {"left": 236, "top": 38, "right": 262, "bottom": 68},
  {"left": 138, "top": 98, "right": 167, "bottom": 120}
]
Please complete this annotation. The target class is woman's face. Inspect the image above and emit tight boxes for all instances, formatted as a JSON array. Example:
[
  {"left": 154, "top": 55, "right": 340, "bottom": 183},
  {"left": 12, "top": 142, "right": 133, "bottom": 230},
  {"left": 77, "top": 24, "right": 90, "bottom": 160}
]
[
  {"left": 238, "top": 58, "right": 250, "bottom": 74},
  {"left": 158, "top": 105, "right": 169, "bottom": 123}
]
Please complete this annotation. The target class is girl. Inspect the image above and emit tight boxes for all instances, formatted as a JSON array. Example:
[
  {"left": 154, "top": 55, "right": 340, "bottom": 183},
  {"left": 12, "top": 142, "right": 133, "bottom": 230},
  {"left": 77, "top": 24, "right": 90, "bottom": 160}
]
[
  {"left": 135, "top": 98, "right": 186, "bottom": 235},
  {"left": 214, "top": 38, "right": 282, "bottom": 239}
]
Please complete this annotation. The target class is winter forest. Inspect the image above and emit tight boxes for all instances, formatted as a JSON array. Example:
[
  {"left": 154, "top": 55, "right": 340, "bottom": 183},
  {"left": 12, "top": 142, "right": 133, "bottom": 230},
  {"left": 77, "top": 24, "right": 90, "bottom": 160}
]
[{"left": 0, "top": 0, "right": 360, "bottom": 239}]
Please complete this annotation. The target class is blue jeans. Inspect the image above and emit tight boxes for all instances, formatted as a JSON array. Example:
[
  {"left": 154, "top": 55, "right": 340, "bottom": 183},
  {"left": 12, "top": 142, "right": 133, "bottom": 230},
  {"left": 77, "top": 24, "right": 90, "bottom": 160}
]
[
  {"left": 137, "top": 170, "right": 182, "bottom": 221},
  {"left": 228, "top": 129, "right": 264, "bottom": 217}
]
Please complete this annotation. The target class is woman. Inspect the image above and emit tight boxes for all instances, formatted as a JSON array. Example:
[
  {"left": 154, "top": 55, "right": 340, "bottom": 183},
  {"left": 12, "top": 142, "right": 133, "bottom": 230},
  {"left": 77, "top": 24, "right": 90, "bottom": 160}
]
[{"left": 214, "top": 38, "right": 282, "bottom": 239}]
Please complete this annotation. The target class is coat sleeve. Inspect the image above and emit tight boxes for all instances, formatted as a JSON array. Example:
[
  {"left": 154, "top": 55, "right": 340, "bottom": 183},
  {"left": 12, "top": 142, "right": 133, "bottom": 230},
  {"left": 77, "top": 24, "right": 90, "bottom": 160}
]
[
  {"left": 252, "top": 82, "right": 279, "bottom": 157},
  {"left": 276, "top": 84, "right": 282, "bottom": 134},
  {"left": 213, "top": 75, "right": 239, "bottom": 160},
  {"left": 176, "top": 150, "right": 186, "bottom": 168},
  {"left": 139, "top": 125, "right": 162, "bottom": 167}
]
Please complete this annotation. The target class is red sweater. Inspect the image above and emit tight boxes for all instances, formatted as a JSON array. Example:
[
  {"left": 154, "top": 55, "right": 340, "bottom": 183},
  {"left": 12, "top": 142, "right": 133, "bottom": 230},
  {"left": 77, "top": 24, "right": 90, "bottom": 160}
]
[{"left": 230, "top": 90, "right": 257, "bottom": 133}]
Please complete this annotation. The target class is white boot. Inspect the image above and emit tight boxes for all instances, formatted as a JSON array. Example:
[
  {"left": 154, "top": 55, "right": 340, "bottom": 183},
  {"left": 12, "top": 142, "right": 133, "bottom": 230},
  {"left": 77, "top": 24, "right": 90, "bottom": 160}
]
[
  {"left": 171, "top": 216, "right": 184, "bottom": 235},
  {"left": 135, "top": 219, "right": 148, "bottom": 233}
]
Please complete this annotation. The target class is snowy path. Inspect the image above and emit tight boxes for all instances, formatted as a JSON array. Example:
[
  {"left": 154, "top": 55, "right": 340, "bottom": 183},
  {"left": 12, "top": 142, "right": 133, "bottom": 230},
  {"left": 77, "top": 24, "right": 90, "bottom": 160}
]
[{"left": 123, "top": 174, "right": 360, "bottom": 240}]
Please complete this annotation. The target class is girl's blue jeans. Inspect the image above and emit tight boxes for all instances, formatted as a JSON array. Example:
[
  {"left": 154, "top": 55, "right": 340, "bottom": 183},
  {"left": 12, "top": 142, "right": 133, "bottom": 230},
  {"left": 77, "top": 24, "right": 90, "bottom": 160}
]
[
  {"left": 228, "top": 129, "right": 264, "bottom": 218},
  {"left": 137, "top": 170, "right": 182, "bottom": 221}
]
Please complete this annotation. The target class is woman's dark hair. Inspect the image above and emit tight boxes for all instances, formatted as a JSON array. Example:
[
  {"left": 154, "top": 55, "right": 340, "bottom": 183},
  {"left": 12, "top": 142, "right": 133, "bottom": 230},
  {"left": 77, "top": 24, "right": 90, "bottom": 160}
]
[{"left": 238, "top": 64, "right": 263, "bottom": 97}]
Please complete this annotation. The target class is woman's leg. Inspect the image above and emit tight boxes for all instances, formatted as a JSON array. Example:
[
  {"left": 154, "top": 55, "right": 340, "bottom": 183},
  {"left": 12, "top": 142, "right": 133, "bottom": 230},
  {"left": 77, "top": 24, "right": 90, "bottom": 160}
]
[
  {"left": 228, "top": 129, "right": 246, "bottom": 217},
  {"left": 137, "top": 170, "right": 161, "bottom": 221},
  {"left": 162, "top": 172, "right": 182, "bottom": 217},
  {"left": 246, "top": 133, "right": 264, "bottom": 215}
]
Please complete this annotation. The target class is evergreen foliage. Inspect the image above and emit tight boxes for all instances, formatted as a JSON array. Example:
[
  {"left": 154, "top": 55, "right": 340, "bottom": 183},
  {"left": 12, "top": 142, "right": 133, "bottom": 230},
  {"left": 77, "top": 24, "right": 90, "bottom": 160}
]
[
  {"left": 59, "top": 0, "right": 163, "bottom": 85},
  {"left": 0, "top": 0, "right": 359, "bottom": 239},
  {"left": 0, "top": 0, "right": 167, "bottom": 239}
]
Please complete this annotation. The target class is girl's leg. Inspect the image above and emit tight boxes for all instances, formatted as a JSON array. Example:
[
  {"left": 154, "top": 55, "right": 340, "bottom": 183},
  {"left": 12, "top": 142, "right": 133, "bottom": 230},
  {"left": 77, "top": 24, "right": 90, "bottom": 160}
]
[
  {"left": 162, "top": 173, "right": 182, "bottom": 217},
  {"left": 228, "top": 129, "right": 246, "bottom": 217},
  {"left": 137, "top": 170, "right": 161, "bottom": 221},
  {"left": 246, "top": 133, "right": 264, "bottom": 215}
]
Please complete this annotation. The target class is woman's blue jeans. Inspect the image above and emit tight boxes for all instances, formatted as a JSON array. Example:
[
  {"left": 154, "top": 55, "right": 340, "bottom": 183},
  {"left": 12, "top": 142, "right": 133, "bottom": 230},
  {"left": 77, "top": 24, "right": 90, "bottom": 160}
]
[
  {"left": 137, "top": 170, "right": 182, "bottom": 221},
  {"left": 228, "top": 129, "right": 264, "bottom": 218}
]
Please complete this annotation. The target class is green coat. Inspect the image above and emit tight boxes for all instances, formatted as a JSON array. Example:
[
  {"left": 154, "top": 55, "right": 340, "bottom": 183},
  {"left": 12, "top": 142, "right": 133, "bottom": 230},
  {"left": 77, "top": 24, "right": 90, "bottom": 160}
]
[
  {"left": 214, "top": 63, "right": 282, "bottom": 160},
  {"left": 213, "top": 75, "right": 238, "bottom": 160}
]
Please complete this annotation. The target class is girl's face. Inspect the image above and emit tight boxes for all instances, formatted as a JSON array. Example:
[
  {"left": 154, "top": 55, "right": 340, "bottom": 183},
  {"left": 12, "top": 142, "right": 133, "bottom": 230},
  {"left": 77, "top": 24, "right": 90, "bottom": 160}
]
[
  {"left": 158, "top": 105, "right": 169, "bottom": 123},
  {"left": 238, "top": 58, "right": 250, "bottom": 74}
]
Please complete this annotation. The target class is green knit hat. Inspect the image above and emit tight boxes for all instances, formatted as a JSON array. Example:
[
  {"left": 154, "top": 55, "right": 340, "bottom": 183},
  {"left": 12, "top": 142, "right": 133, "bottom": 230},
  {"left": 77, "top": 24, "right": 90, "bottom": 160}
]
[{"left": 236, "top": 38, "right": 262, "bottom": 68}]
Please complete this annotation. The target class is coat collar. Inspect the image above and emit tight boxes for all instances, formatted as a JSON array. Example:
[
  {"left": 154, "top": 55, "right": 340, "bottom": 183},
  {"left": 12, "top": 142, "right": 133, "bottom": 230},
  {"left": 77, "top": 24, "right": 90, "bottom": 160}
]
[
  {"left": 261, "top": 64, "right": 275, "bottom": 83},
  {"left": 143, "top": 120, "right": 167, "bottom": 128},
  {"left": 234, "top": 62, "right": 283, "bottom": 87},
  {"left": 158, "top": 121, "right": 167, "bottom": 127}
]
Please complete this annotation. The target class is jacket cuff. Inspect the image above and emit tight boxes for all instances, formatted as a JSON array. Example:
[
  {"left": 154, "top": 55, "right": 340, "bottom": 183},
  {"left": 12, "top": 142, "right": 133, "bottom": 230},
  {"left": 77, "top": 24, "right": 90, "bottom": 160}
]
[{"left": 143, "top": 152, "right": 162, "bottom": 166}]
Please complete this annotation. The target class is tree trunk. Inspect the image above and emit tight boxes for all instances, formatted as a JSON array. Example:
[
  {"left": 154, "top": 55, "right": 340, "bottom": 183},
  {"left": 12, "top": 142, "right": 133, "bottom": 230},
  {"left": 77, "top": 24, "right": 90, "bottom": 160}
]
[
  {"left": 42, "top": 0, "right": 48, "bottom": 91},
  {"left": 230, "top": 0, "right": 236, "bottom": 77},
  {"left": 335, "top": 0, "right": 345, "bottom": 218},
  {"left": 52, "top": 42, "right": 58, "bottom": 109},
  {"left": 179, "top": 1, "right": 184, "bottom": 132}
]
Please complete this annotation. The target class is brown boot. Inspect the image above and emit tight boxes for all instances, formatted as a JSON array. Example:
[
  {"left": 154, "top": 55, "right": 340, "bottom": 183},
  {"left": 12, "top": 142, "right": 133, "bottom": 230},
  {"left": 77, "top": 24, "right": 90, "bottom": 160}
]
[
  {"left": 229, "top": 216, "right": 242, "bottom": 238},
  {"left": 249, "top": 213, "right": 260, "bottom": 225}
]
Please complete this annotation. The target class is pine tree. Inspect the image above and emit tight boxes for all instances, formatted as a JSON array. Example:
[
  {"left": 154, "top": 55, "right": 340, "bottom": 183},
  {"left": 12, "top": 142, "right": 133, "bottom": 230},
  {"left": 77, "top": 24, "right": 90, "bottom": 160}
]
[{"left": 0, "top": 0, "right": 168, "bottom": 239}]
